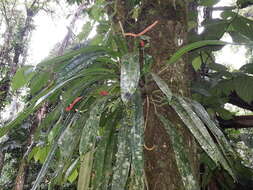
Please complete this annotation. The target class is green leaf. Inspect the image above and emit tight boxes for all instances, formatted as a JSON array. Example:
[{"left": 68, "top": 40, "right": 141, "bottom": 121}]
[
  {"left": 31, "top": 114, "right": 75, "bottom": 190},
  {"left": 37, "top": 46, "right": 108, "bottom": 68},
  {"left": 151, "top": 73, "right": 172, "bottom": 102},
  {"left": 58, "top": 117, "right": 82, "bottom": 160},
  {"left": 201, "top": 19, "right": 229, "bottom": 40},
  {"left": 121, "top": 52, "right": 140, "bottom": 103},
  {"left": 34, "top": 145, "right": 50, "bottom": 164},
  {"left": 167, "top": 40, "right": 228, "bottom": 65},
  {"left": 79, "top": 100, "right": 106, "bottom": 155},
  {"left": 77, "top": 151, "right": 94, "bottom": 190},
  {"left": 92, "top": 110, "right": 118, "bottom": 189},
  {"left": 34, "top": 74, "right": 84, "bottom": 107},
  {"left": 111, "top": 113, "right": 131, "bottom": 190},
  {"left": 57, "top": 51, "right": 106, "bottom": 82},
  {"left": 77, "top": 21, "right": 94, "bottom": 41},
  {"left": 199, "top": 0, "right": 219, "bottom": 6},
  {"left": 171, "top": 96, "right": 236, "bottom": 180},
  {"left": 157, "top": 114, "right": 200, "bottom": 190},
  {"left": 192, "top": 56, "right": 202, "bottom": 71},
  {"left": 240, "top": 63, "right": 253, "bottom": 74},
  {"left": 222, "top": 11, "right": 253, "bottom": 41},
  {"left": 190, "top": 100, "right": 237, "bottom": 159},
  {"left": 234, "top": 75, "right": 253, "bottom": 103},
  {"left": 65, "top": 158, "right": 79, "bottom": 183},
  {"left": 129, "top": 91, "right": 145, "bottom": 189},
  {"left": 67, "top": 169, "right": 78, "bottom": 183},
  {"left": 11, "top": 65, "right": 35, "bottom": 90},
  {"left": 29, "top": 71, "right": 51, "bottom": 96}
]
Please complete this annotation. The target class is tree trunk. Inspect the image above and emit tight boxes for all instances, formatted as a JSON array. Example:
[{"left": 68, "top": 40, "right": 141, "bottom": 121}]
[
  {"left": 111, "top": 1, "right": 199, "bottom": 189},
  {"left": 14, "top": 159, "right": 27, "bottom": 190},
  {"left": 0, "top": 151, "right": 5, "bottom": 177}
]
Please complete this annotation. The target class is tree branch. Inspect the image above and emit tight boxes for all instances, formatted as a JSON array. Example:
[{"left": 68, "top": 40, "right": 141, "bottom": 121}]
[
  {"left": 218, "top": 115, "right": 253, "bottom": 129},
  {"left": 228, "top": 91, "right": 253, "bottom": 112},
  {"left": 211, "top": 6, "right": 237, "bottom": 11}
]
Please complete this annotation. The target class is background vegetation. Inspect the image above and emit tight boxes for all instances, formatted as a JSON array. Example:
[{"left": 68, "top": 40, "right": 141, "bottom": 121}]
[{"left": 1, "top": 0, "right": 253, "bottom": 189}]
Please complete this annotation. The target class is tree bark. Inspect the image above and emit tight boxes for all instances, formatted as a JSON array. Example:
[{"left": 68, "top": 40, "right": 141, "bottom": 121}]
[
  {"left": 0, "top": 151, "right": 5, "bottom": 177},
  {"left": 111, "top": 1, "right": 199, "bottom": 189}
]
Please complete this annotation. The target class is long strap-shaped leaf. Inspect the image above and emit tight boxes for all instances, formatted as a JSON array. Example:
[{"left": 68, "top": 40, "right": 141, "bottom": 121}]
[
  {"left": 111, "top": 114, "right": 131, "bottom": 190},
  {"left": 129, "top": 90, "right": 145, "bottom": 189},
  {"left": 157, "top": 113, "right": 200, "bottom": 190},
  {"left": 167, "top": 40, "right": 228, "bottom": 65},
  {"left": 57, "top": 51, "right": 106, "bottom": 82},
  {"left": 31, "top": 113, "right": 75, "bottom": 190},
  {"left": 92, "top": 110, "right": 119, "bottom": 189},
  {"left": 77, "top": 150, "right": 95, "bottom": 190},
  {"left": 190, "top": 100, "right": 237, "bottom": 159},
  {"left": 151, "top": 73, "right": 172, "bottom": 102},
  {"left": 120, "top": 52, "right": 140, "bottom": 103},
  {"left": 159, "top": 40, "right": 228, "bottom": 74},
  {"left": 37, "top": 46, "right": 109, "bottom": 67},
  {"left": 79, "top": 100, "right": 106, "bottom": 155},
  {"left": 171, "top": 96, "right": 236, "bottom": 180}
]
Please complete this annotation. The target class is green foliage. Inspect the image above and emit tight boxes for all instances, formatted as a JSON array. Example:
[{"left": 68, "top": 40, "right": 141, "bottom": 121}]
[
  {"left": 120, "top": 52, "right": 140, "bottom": 103},
  {"left": 167, "top": 40, "right": 228, "bottom": 65},
  {"left": 11, "top": 65, "right": 35, "bottom": 90},
  {"left": 157, "top": 114, "right": 200, "bottom": 189},
  {"left": 199, "top": 0, "right": 219, "bottom": 6},
  {"left": 5, "top": 0, "right": 253, "bottom": 189}
]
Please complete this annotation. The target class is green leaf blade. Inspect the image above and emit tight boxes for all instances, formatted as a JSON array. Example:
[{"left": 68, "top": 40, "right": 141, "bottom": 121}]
[{"left": 120, "top": 53, "right": 140, "bottom": 103}]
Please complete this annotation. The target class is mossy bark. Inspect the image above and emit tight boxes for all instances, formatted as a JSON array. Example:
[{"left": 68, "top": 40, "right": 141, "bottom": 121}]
[{"left": 111, "top": 0, "right": 199, "bottom": 189}]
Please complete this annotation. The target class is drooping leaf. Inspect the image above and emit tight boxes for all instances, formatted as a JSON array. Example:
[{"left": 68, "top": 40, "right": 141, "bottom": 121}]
[
  {"left": 54, "top": 115, "right": 83, "bottom": 182},
  {"left": 57, "top": 51, "right": 106, "bottom": 82},
  {"left": 120, "top": 52, "right": 140, "bottom": 103},
  {"left": 31, "top": 114, "right": 75, "bottom": 190},
  {"left": 37, "top": 46, "right": 108, "bottom": 68},
  {"left": 29, "top": 71, "right": 52, "bottom": 96},
  {"left": 157, "top": 114, "right": 200, "bottom": 190},
  {"left": 167, "top": 40, "right": 228, "bottom": 65},
  {"left": 190, "top": 100, "right": 237, "bottom": 159},
  {"left": 77, "top": 150, "right": 94, "bottom": 190},
  {"left": 111, "top": 112, "right": 131, "bottom": 190},
  {"left": 129, "top": 90, "right": 145, "bottom": 189},
  {"left": 79, "top": 100, "right": 106, "bottom": 155},
  {"left": 171, "top": 96, "right": 236, "bottom": 180},
  {"left": 0, "top": 84, "right": 64, "bottom": 138},
  {"left": 151, "top": 73, "right": 172, "bottom": 102},
  {"left": 92, "top": 109, "right": 119, "bottom": 189},
  {"left": 34, "top": 74, "right": 84, "bottom": 107}
]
